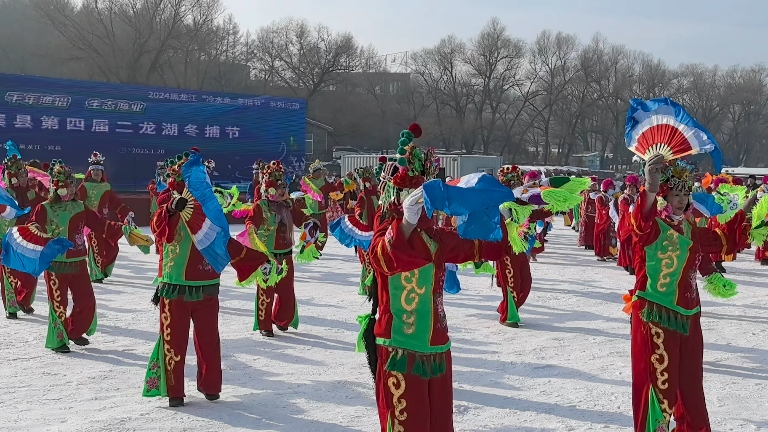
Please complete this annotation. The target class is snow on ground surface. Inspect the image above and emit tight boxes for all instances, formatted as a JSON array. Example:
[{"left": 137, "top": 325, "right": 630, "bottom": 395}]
[{"left": 1, "top": 220, "right": 767, "bottom": 432}]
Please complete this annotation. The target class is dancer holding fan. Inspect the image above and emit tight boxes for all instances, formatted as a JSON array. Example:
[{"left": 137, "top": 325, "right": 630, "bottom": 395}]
[{"left": 624, "top": 98, "right": 756, "bottom": 432}]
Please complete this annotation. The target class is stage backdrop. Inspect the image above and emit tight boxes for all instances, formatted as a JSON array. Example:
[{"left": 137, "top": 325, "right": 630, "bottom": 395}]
[{"left": 0, "top": 73, "right": 306, "bottom": 190}]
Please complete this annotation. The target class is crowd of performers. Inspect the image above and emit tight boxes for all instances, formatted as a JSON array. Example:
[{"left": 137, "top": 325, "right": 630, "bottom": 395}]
[{"left": 1, "top": 121, "right": 767, "bottom": 431}]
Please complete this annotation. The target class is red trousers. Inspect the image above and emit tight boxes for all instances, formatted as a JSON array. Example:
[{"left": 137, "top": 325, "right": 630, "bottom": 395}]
[
  {"left": 159, "top": 295, "right": 222, "bottom": 398},
  {"left": 1, "top": 266, "right": 37, "bottom": 313},
  {"left": 617, "top": 236, "right": 633, "bottom": 268},
  {"left": 317, "top": 212, "right": 329, "bottom": 252},
  {"left": 594, "top": 226, "right": 612, "bottom": 258},
  {"left": 755, "top": 243, "right": 768, "bottom": 261},
  {"left": 46, "top": 263, "right": 95, "bottom": 340},
  {"left": 255, "top": 256, "right": 297, "bottom": 331},
  {"left": 631, "top": 301, "right": 710, "bottom": 431},
  {"left": 376, "top": 346, "right": 454, "bottom": 432},
  {"left": 496, "top": 253, "right": 532, "bottom": 323}
]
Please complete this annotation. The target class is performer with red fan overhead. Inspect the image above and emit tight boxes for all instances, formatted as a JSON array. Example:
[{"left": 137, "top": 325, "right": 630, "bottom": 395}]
[
  {"left": 617, "top": 174, "right": 641, "bottom": 274},
  {"left": 628, "top": 154, "right": 755, "bottom": 432},
  {"left": 29, "top": 160, "right": 127, "bottom": 353},
  {"left": 77, "top": 152, "right": 134, "bottom": 283}
]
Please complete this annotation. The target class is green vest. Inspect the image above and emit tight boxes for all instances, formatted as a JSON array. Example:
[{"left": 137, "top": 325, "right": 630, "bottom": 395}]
[
  {"left": 158, "top": 219, "right": 219, "bottom": 286},
  {"left": 253, "top": 200, "right": 291, "bottom": 254},
  {"left": 83, "top": 182, "right": 111, "bottom": 209},
  {"left": 637, "top": 218, "right": 698, "bottom": 316},
  {"left": 377, "top": 232, "right": 446, "bottom": 353},
  {"left": 43, "top": 201, "right": 85, "bottom": 262}
]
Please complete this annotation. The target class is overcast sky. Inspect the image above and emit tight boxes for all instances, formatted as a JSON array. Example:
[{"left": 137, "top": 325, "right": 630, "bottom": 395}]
[{"left": 223, "top": 0, "right": 766, "bottom": 67}]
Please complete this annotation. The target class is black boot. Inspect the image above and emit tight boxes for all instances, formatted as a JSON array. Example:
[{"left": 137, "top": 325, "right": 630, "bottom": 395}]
[
  {"left": 275, "top": 324, "right": 289, "bottom": 332},
  {"left": 715, "top": 261, "right": 727, "bottom": 273},
  {"left": 6, "top": 312, "right": 17, "bottom": 320},
  {"left": 19, "top": 305, "right": 34, "bottom": 315},
  {"left": 628, "top": 267, "right": 635, "bottom": 276},
  {"left": 501, "top": 321, "right": 519, "bottom": 328},
  {"left": 199, "top": 388, "right": 220, "bottom": 401},
  {"left": 92, "top": 279, "right": 104, "bottom": 284},
  {"left": 761, "top": 259, "right": 768, "bottom": 266},
  {"left": 53, "top": 344, "right": 71, "bottom": 353},
  {"left": 169, "top": 397, "right": 184, "bottom": 407},
  {"left": 72, "top": 337, "right": 90, "bottom": 346},
  {"left": 260, "top": 330, "right": 274, "bottom": 338}
]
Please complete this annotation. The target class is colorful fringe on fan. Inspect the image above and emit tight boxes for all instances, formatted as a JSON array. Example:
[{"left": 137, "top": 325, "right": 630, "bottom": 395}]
[
  {"left": 713, "top": 184, "right": 747, "bottom": 223},
  {"left": 329, "top": 214, "right": 373, "bottom": 251},
  {"left": 300, "top": 177, "right": 324, "bottom": 201},
  {"left": 233, "top": 229, "right": 288, "bottom": 289}
]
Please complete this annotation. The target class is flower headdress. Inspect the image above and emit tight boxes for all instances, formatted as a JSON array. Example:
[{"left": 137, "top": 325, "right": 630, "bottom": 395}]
[
  {"left": 3, "top": 154, "right": 27, "bottom": 185},
  {"left": 260, "top": 160, "right": 286, "bottom": 201},
  {"left": 354, "top": 166, "right": 376, "bottom": 189},
  {"left": 88, "top": 151, "right": 105, "bottom": 171},
  {"left": 658, "top": 159, "right": 696, "bottom": 196},
  {"left": 498, "top": 165, "right": 523, "bottom": 188},
  {"left": 308, "top": 159, "right": 325, "bottom": 174},
  {"left": 379, "top": 123, "right": 440, "bottom": 209},
  {"left": 48, "top": 159, "right": 74, "bottom": 196},
  {"left": 253, "top": 160, "right": 266, "bottom": 174}
]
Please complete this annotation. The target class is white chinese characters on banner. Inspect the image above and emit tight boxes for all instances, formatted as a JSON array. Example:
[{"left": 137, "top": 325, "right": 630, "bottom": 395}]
[
  {"left": 67, "top": 118, "right": 85, "bottom": 131},
  {"left": 86, "top": 98, "right": 146, "bottom": 114},
  {"left": 15, "top": 115, "right": 33, "bottom": 128},
  {"left": 139, "top": 122, "right": 156, "bottom": 134},
  {"left": 41, "top": 116, "right": 59, "bottom": 130},
  {"left": 5, "top": 92, "right": 71, "bottom": 108},
  {"left": 0, "top": 113, "right": 241, "bottom": 138}
]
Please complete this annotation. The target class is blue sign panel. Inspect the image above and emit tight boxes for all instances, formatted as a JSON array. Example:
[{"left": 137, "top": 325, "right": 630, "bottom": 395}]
[{"left": 0, "top": 73, "right": 307, "bottom": 190}]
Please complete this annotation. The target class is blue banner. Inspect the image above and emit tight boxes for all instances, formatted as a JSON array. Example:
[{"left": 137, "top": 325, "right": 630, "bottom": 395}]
[{"left": 0, "top": 73, "right": 307, "bottom": 190}]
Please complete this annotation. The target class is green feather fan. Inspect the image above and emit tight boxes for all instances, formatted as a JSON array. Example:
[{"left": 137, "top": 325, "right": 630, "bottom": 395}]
[
  {"left": 713, "top": 184, "right": 747, "bottom": 223},
  {"left": 547, "top": 177, "right": 592, "bottom": 195},
  {"left": 702, "top": 273, "right": 738, "bottom": 299},
  {"left": 750, "top": 196, "right": 768, "bottom": 245},
  {"left": 541, "top": 188, "right": 583, "bottom": 213}
]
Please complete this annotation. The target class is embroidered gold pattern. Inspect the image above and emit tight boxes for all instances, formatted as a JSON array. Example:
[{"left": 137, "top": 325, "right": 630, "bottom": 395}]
[
  {"left": 400, "top": 270, "right": 425, "bottom": 335},
  {"left": 656, "top": 229, "right": 678, "bottom": 293},
  {"left": 503, "top": 256, "right": 517, "bottom": 302},
  {"left": 648, "top": 322, "right": 672, "bottom": 421},
  {"left": 89, "top": 233, "right": 103, "bottom": 271},
  {"left": 257, "top": 287, "right": 268, "bottom": 321},
  {"left": 714, "top": 228, "right": 727, "bottom": 256},
  {"left": 163, "top": 230, "right": 181, "bottom": 277},
  {"left": 161, "top": 300, "right": 181, "bottom": 385},
  {"left": 376, "top": 242, "right": 389, "bottom": 274},
  {"left": 387, "top": 369, "right": 407, "bottom": 431},
  {"left": 49, "top": 273, "right": 67, "bottom": 321}
]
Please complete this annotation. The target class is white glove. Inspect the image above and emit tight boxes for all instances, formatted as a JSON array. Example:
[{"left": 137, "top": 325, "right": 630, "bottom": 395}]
[
  {"left": 402, "top": 186, "right": 424, "bottom": 225},
  {"left": 128, "top": 211, "right": 135, "bottom": 218}
]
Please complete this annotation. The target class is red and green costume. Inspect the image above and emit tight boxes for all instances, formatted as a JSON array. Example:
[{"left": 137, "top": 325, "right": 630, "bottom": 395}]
[
  {"left": 617, "top": 192, "right": 637, "bottom": 270},
  {"left": 244, "top": 199, "right": 307, "bottom": 333},
  {"left": 142, "top": 181, "right": 272, "bottom": 401},
  {"left": 354, "top": 186, "right": 379, "bottom": 295},
  {"left": 299, "top": 175, "right": 341, "bottom": 252},
  {"left": 369, "top": 214, "right": 508, "bottom": 431},
  {"left": 1, "top": 180, "right": 47, "bottom": 315},
  {"left": 629, "top": 192, "right": 748, "bottom": 432},
  {"left": 29, "top": 200, "right": 124, "bottom": 350},
  {"left": 77, "top": 179, "right": 132, "bottom": 281}
]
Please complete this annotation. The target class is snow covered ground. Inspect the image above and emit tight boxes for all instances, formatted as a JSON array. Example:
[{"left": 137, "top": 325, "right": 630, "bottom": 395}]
[{"left": 1, "top": 220, "right": 767, "bottom": 431}]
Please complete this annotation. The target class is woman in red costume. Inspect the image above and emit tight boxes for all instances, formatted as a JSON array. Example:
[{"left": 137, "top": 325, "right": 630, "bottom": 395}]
[
  {"left": 617, "top": 174, "right": 641, "bottom": 274},
  {"left": 77, "top": 152, "right": 134, "bottom": 283},
  {"left": 352, "top": 165, "right": 379, "bottom": 295},
  {"left": 629, "top": 154, "right": 755, "bottom": 431},
  {"left": 1, "top": 153, "right": 47, "bottom": 318},
  {"left": 29, "top": 160, "right": 127, "bottom": 352},
  {"left": 494, "top": 165, "right": 551, "bottom": 327},
  {"left": 593, "top": 178, "right": 616, "bottom": 261},
  {"left": 362, "top": 123, "right": 510, "bottom": 431},
  {"left": 578, "top": 177, "right": 598, "bottom": 249},
  {"left": 299, "top": 160, "right": 341, "bottom": 252}
]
